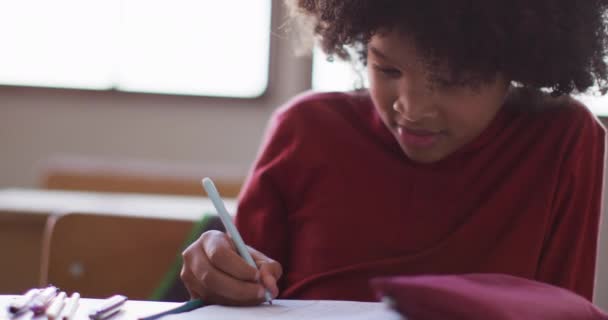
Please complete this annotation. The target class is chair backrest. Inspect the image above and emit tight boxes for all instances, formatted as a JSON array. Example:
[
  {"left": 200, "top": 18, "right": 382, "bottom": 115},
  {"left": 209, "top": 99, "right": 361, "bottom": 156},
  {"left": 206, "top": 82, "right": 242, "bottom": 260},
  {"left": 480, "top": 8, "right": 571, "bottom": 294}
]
[
  {"left": 39, "top": 155, "right": 244, "bottom": 197},
  {"left": 0, "top": 210, "right": 48, "bottom": 294},
  {"left": 40, "top": 213, "right": 194, "bottom": 299}
]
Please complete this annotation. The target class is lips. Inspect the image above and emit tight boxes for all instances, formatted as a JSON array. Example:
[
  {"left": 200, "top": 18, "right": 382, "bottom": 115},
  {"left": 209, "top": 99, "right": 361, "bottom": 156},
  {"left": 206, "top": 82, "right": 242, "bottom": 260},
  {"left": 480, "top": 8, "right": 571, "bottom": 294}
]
[{"left": 396, "top": 126, "right": 441, "bottom": 148}]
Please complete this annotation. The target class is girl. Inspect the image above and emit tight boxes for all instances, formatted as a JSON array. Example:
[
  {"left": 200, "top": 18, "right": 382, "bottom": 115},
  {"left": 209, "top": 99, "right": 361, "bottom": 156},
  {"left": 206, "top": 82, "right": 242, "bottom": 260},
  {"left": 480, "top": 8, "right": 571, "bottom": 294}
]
[{"left": 181, "top": 0, "right": 608, "bottom": 305}]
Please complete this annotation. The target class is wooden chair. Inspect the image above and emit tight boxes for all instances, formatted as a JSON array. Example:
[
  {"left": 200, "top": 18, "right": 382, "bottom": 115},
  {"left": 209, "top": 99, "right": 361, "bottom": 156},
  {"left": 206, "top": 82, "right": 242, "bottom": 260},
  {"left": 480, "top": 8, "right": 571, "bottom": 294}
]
[
  {"left": 39, "top": 156, "right": 244, "bottom": 198},
  {"left": 40, "top": 213, "right": 195, "bottom": 300},
  {"left": 0, "top": 210, "right": 48, "bottom": 294}
]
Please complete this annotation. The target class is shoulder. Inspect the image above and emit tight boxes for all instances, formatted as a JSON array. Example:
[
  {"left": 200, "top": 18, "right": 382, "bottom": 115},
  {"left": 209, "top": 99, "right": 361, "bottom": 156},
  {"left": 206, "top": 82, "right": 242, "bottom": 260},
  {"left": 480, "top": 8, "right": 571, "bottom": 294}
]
[
  {"left": 259, "top": 90, "right": 371, "bottom": 148},
  {"left": 259, "top": 90, "right": 378, "bottom": 163},
  {"left": 547, "top": 97, "right": 605, "bottom": 146},
  {"left": 547, "top": 96, "right": 603, "bottom": 133},
  {"left": 506, "top": 89, "right": 605, "bottom": 142},
  {"left": 271, "top": 90, "right": 372, "bottom": 125}
]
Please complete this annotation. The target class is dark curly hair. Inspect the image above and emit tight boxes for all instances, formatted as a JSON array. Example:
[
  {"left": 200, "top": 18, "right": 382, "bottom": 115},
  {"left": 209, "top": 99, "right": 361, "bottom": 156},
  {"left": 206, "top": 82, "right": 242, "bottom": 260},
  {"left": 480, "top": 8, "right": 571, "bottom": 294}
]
[{"left": 286, "top": 0, "right": 608, "bottom": 95}]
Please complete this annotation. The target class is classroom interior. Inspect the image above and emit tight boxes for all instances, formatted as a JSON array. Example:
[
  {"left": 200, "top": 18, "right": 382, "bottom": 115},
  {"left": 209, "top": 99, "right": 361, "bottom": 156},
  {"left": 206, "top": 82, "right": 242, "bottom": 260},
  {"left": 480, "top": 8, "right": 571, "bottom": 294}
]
[{"left": 1, "top": 0, "right": 607, "bottom": 312}]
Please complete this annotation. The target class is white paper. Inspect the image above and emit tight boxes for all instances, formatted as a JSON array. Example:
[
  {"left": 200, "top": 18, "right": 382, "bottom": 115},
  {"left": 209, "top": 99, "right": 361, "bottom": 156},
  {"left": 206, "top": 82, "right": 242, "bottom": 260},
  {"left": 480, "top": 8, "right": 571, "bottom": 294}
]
[{"left": 162, "top": 299, "right": 403, "bottom": 320}]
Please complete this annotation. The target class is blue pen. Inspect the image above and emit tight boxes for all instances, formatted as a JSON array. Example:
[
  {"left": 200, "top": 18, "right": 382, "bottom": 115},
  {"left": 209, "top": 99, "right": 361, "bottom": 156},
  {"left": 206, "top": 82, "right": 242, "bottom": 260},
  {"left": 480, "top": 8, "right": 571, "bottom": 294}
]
[{"left": 202, "top": 177, "right": 273, "bottom": 304}]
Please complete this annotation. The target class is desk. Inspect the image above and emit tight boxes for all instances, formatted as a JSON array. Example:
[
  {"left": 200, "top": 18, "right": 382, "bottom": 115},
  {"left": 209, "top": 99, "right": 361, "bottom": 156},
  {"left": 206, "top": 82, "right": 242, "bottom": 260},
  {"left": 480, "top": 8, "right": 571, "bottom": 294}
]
[
  {"left": 0, "top": 295, "right": 180, "bottom": 320},
  {"left": 0, "top": 189, "right": 237, "bottom": 295},
  {"left": 0, "top": 188, "right": 236, "bottom": 220},
  {"left": 0, "top": 296, "right": 403, "bottom": 320}
]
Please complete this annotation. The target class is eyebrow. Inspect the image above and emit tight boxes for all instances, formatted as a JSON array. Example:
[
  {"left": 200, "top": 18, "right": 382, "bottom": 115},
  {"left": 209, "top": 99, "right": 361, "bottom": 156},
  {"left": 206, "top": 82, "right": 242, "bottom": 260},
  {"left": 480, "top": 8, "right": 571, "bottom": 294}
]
[
  {"left": 368, "top": 46, "right": 390, "bottom": 61},
  {"left": 369, "top": 45, "right": 418, "bottom": 72}
]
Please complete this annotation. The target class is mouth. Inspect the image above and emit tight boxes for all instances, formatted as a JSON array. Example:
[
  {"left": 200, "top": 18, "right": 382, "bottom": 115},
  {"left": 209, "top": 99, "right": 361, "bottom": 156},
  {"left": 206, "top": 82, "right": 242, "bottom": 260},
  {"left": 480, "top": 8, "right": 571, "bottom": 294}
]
[{"left": 395, "top": 126, "right": 443, "bottom": 149}]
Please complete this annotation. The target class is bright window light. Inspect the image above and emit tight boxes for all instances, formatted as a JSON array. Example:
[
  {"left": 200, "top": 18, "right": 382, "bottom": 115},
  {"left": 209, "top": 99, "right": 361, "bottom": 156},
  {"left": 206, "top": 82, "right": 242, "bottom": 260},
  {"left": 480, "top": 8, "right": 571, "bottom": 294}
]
[
  {"left": 0, "top": 0, "right": 271, "bottom": 98},
  {"left": 311, "top": 47, "right": 368, "bottom": 92},
  {"left": 575, "top": 93, "right": 608, "bottom": 116}
]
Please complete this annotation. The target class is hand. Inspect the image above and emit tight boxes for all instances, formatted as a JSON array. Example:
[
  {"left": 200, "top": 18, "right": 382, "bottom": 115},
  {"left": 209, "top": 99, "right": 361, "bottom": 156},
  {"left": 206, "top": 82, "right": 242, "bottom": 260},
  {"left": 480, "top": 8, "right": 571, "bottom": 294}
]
[{"left": 180, "top": 230, "right": 283, "bottom": 305}]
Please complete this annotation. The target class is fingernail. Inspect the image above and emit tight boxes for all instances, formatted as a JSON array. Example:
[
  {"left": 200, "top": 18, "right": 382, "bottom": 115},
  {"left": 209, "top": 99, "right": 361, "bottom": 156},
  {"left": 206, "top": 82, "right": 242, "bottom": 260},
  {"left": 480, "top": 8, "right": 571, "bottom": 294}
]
[
  {"left": 255, "top": 272, "right": 260, "bottom": 281},
  {"left": 269, "top": 283, "right": 279, "bottom": 298},
  {"left": 257, "top": 287, "right": 265, "bottom": 299}
]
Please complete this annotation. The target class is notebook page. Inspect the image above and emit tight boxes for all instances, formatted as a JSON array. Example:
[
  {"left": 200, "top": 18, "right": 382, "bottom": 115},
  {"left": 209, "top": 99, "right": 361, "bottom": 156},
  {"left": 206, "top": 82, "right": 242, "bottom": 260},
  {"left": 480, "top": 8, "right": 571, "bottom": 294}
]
[{"left": 162, "top": 299, "right": 403, "bottom": 320}]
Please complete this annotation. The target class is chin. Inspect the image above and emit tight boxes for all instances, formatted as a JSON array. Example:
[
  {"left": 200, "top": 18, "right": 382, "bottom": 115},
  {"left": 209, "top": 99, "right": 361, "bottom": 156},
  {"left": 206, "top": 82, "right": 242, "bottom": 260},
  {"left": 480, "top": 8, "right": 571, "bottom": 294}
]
[{"left": 400, "top": 146, "right": 446, "bottom": 164}]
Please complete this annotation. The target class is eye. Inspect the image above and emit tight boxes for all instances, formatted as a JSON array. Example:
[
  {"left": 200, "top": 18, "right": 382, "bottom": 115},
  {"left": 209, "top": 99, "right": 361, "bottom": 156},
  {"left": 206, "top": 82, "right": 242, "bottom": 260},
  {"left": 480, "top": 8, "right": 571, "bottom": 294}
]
[{"left": 372, "top": 64, "right": 402, "bottom": 78}]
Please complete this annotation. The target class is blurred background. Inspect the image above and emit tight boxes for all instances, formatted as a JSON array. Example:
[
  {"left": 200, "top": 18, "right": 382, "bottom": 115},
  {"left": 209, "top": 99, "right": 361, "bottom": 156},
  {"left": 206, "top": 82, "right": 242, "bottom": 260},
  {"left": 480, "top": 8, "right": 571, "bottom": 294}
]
[
  {"left": 0, "top": 0, "right": 606, "bottom": 309},
  {"left": 0, "top": 0, "right": 382, "bottom": 303},
  {"left": 0, "top": 0, "right": 373, "bottom": 191}
]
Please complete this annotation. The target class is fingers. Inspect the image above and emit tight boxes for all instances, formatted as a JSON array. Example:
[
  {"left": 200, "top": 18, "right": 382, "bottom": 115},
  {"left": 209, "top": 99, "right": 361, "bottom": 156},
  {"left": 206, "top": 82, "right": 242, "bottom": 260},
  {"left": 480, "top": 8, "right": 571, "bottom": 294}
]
[
  {"left": 181, "top": 263, "right": 264, "bottom": 305},
  {"left": 251, "top": 247, "right": 283, "bottom": 298},
  {"left": 180, "top": 265, "right": 203, "bottom": 299},
  {"left": 203, "top": 232, "right": 259, "bottom": 282},
  {"left": 259, "top": 266, "right": 279, "bottom": 298},
  {"left": 180, "top": 230, "right": 283, "bottom": 305},
  {"left": 200, "top": 262, "right": 267, "bottom": 303}
]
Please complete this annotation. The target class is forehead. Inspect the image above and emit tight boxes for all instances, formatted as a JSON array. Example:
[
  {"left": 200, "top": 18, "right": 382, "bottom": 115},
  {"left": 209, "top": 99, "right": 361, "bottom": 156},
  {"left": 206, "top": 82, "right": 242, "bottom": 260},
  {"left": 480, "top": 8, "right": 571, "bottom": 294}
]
[
  {"left": 369, "top": 30, "right": 499, "bottom": 90},
  {"left": 368, "top": 31, "right": 456, "bottom": 84},
  {"left": 368, "top": 31, "right": 422, "bottom": 64}
]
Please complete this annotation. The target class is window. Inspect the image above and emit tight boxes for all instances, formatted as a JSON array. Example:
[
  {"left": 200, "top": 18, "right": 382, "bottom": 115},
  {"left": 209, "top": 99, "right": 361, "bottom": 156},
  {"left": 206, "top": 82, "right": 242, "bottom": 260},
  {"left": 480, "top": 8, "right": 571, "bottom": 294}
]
[
  {"left": 311, "top": 47, "right": 368, "bottom": 92},
  {"left": 0, "top": 0, "right": 272, "bottom": 98},
  {"left": 575, "top": 94, "right": 608, "bottom": 116}
]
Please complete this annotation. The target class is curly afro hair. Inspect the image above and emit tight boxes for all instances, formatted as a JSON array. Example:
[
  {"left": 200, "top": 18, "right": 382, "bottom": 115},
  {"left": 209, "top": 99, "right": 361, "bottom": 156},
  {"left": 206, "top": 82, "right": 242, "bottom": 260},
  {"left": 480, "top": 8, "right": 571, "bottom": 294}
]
[{"left": 286, "top": 0, "right": 608, "bottom": 95}]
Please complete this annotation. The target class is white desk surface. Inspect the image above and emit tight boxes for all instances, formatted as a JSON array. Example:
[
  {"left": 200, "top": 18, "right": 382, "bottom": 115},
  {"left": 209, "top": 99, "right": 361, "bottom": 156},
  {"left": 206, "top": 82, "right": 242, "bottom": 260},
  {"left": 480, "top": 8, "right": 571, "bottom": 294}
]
[
  {"left": 0, "top": 296, "right": 403, "bottom": 320},
  {"left": 0, "top": 295, "right": 180, "bottom": 320},
  {"left": 0, "top": 188, "right": 237, "bottom": 221}
]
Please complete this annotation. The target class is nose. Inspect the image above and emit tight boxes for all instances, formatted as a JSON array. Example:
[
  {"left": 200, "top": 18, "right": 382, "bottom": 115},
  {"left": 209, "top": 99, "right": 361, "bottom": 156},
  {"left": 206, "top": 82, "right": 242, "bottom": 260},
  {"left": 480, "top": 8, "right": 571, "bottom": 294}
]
[{"left": 392, "top": 91, "right": 438, "bottom": 123}]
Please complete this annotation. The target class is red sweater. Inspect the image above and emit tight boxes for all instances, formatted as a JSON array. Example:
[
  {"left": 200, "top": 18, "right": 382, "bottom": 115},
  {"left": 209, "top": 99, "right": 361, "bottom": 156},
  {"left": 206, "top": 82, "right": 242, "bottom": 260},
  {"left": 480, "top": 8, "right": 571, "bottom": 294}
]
[{"left": 235, "top": 90, "right": 605, "bottom": 301}]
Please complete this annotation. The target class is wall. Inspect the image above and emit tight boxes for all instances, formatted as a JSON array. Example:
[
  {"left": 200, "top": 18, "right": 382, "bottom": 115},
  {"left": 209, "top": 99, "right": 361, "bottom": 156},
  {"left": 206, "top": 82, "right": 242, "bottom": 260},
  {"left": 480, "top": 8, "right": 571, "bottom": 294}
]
[{"left": 0, "top": 1, "right": 312, "bottom": 189}]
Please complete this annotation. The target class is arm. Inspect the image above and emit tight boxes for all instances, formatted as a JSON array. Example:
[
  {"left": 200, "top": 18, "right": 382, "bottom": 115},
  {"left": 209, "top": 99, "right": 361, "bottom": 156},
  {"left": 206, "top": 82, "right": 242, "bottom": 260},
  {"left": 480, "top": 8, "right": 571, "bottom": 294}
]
[
  {"left": 180, "top": 104, "right": 303, "bottom": 305},
  {"left": 536, "top": 112, "right": 606, "bottom": 301},
  {"left": 236, "top": 107, "right": 301, "bottom": 291}
]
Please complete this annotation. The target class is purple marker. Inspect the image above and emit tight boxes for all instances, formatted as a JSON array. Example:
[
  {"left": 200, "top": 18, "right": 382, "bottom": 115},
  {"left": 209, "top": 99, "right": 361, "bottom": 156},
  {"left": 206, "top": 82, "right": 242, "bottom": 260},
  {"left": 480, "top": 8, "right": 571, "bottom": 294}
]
[
  {"left": 30, "top": 286, "right": 59, "bottom": 315},
  {"left": 8, "top": 288, "right": 40, "bottom": 314}
]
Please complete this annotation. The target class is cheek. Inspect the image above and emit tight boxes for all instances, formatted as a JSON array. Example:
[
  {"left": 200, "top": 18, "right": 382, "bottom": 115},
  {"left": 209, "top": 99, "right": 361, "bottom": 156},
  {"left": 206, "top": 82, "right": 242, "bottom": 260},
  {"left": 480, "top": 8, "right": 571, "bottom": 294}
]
[
  {"left": 443, "top": 78, "right": 507, "bottom": 135},
  {"left": 442, "top": 100, "right": 498, "bottom": 138},
  {"left": 368, "top": 78, "right": 397, "bottom": 117}
]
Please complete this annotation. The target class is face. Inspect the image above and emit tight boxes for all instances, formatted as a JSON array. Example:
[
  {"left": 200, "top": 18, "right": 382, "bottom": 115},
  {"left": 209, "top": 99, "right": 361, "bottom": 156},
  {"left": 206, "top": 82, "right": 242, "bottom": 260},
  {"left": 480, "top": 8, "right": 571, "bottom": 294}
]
[{"left": 367, "top": 31, "right": 510, "bottom": 163}]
